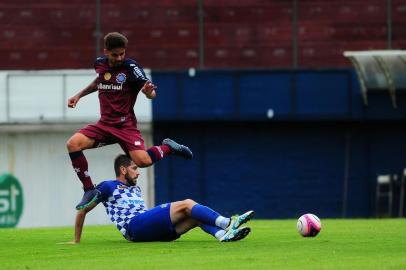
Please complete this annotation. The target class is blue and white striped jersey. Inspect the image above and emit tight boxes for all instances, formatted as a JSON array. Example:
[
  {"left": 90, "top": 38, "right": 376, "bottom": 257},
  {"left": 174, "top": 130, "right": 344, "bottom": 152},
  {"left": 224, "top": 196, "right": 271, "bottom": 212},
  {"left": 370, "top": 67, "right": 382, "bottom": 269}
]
[{"left": 96, "top": 180, "right": 147, "bottom": 237}]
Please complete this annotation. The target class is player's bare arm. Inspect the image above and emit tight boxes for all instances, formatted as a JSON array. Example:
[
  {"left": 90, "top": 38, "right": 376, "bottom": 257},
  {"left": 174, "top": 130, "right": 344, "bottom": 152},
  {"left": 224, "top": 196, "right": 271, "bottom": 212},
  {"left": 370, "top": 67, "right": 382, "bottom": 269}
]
[
  {"left": 141, "top": 81, "right": 157, "bottom": 99},
  {"left": 72, "top": 201, "right": 98, "bottom": 244},
  {"left": 67, "top": 78, "right": 98, "bottom": 108}
]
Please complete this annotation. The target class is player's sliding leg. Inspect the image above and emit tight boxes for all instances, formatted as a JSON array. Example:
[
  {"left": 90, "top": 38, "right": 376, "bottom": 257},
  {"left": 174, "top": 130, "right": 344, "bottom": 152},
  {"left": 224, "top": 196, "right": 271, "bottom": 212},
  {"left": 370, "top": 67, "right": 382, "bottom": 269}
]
[
  {"left": 190, "top": 204, "right": 255, "bottom": 230},
  {"left": 191, "top": 206, "right": 253, "bottom": 241},
  {"left": 170, "top": 200, "right": 253, "bottom": 241},
  {"left": 219, "top": 226, "right": 251, "bottom": 242},
  {"left": 66, "top": 133, "right": 101, "bottom": 210},
  {"left": 173, "top": 216, "right": 251, "bottom": 242},
  {"left": 199, "top": 223, "right": 228, "bottom": 240},
  {"left": 190, "top": 203, "right": 231, "bottom": 229}
]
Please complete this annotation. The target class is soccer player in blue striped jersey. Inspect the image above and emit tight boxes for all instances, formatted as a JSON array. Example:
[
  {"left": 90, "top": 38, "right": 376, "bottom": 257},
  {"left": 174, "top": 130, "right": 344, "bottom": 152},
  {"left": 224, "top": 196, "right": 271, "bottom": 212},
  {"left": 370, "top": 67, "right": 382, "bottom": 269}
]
[{"left": 70, "top": 154, "right": 254, "bottom": 243}]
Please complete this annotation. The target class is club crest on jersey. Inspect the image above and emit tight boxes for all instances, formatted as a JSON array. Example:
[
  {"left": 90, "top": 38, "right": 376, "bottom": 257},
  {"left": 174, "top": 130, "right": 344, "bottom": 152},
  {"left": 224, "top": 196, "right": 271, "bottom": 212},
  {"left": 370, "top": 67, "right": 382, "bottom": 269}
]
[
  {"left": 104, "top": 72, "right": 112, "bottom": 81},
  {"left": 116, "top": 73, "right": 127, "bottom": 84}
]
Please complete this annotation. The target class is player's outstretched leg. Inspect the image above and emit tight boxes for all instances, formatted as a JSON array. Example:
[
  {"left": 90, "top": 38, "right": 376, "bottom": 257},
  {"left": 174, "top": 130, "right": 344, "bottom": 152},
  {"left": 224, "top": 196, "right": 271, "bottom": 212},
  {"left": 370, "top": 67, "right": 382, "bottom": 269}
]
[
  {"left": 220, "top": 227, "right": 251, "bottom": 242},
  {"left": 67, "top": 134, "right": 101, "bottom": 210},
  {"left": 75, "top": 188, "right": 101, "bottom": 210},
  {"left": 227, "top": 210, "right": 255, "bottom": 231},
  {"left": 162, "top": 138, "right": 193, "bottom": 159}
]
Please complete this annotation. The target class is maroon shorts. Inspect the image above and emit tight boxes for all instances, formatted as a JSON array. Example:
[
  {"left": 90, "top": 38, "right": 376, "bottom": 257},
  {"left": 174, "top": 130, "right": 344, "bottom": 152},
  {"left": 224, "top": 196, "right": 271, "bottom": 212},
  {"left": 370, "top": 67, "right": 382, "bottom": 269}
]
[{"left": 79, "top": 120, "right": 145, "bottom": 152}]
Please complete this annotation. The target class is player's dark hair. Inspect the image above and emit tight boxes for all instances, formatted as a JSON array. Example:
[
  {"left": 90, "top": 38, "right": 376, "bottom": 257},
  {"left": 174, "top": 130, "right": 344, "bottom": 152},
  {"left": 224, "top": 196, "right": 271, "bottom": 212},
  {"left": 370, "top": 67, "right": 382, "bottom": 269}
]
[
  {"left": 104, "top": 32, "right": 128, "bottom": 50},
  {"left": 114, "top": 154, "right": 132, "bottom": 177}
]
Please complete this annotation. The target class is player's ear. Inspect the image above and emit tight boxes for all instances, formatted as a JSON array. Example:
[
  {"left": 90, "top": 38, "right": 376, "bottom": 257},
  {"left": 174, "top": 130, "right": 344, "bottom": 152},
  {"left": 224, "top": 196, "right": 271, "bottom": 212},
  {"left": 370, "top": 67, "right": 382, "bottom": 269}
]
[
  {"left": 120, "top": 165, "right": 127, "bottom": 175},
  {"left": 103, "top": 48, "right": 108, "bottom": 56}
]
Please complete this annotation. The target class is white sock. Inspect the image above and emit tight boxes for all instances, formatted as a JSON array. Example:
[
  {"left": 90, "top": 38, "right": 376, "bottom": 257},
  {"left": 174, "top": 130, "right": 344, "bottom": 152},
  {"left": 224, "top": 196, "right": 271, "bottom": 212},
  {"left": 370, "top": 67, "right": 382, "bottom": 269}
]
[
  {"left": 214, "top": 230, "right": 226, "bottom": 240},
  {"left": 215, "top": 216, "right": 230, "bottom": 229}
]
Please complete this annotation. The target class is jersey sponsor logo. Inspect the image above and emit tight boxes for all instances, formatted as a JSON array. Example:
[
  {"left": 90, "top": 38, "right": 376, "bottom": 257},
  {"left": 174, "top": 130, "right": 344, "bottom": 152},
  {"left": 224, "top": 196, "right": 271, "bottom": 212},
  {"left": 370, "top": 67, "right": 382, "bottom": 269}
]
[
  {"left": 116, "top": 73, "right": 127, "bottom": 84},
  {"left": 134, "top": 140, "right": 141, "bottom": 146},
  {"left": 97, "top": 83, "right": 123, "bottom": 91},
  {"left": 104, "top": 72, "right": 112, "bottom": 80},
  {"left": 160, "top": 203, "right": 168, "bottom": 208},
  {"left": 0, "top": 173, "right": 24, "bottom": 228},
  {"left": 120, "top": 199, "right": 144, "bottom": 205}
]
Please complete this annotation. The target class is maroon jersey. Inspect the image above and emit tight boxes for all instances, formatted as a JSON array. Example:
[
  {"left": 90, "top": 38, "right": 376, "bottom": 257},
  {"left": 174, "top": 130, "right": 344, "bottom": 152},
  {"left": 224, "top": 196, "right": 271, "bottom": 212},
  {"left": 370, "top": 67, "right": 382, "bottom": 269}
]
[{"left": 94, "top": 56, "right": 149, "bottom": 125}]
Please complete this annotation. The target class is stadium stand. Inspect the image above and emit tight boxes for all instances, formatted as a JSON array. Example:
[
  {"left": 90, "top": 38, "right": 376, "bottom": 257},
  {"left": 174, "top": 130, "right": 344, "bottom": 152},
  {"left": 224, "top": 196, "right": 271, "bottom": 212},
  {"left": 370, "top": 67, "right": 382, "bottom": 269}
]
[
  {"left": 0, "top": 0, "right": 404, "bottom": 69},
  {"left": 297, "top": 0, "right": 387, "bottom": 67}
]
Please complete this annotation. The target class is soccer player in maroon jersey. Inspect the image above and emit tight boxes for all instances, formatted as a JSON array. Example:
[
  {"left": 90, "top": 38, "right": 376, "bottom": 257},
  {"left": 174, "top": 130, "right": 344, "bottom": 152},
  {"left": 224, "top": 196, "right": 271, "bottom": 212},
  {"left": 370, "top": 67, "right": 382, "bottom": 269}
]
[{"left": 66, "top": 32, "right": 192, "bottom": 210}]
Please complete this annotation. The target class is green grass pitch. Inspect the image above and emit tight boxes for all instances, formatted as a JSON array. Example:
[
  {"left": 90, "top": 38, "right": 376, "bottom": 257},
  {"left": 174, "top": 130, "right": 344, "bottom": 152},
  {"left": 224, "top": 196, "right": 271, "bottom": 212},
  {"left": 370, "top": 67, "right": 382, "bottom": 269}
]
[{"left": 1, "top": 219, "right": 405, "bottom": 270}]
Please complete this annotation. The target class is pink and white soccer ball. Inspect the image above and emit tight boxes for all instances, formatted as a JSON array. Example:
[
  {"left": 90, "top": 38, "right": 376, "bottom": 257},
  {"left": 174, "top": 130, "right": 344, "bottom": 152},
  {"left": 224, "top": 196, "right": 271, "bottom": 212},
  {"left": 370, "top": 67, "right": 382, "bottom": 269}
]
[{"left": 297, "top": 213, "right": 321, "bottom": 237}]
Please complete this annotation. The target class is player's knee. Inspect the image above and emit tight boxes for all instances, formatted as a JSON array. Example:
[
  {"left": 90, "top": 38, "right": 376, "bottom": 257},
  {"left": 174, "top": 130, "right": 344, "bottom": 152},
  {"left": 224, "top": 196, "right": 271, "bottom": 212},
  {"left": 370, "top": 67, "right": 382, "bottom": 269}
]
[
  {"left": 183, "top": 199, "right": 197, "bottom": 215},
  {"left": 131, "top": 155, "right": 152, "bottom": 167},
  {"left": 66, "top": 138, "right": 79, "bottom": 151},
  {"left": 138, "top": 160, "right": 152, "bottom": 167},
  {"left": 184, "top": 199, "right": 196, "bottom": 206}
]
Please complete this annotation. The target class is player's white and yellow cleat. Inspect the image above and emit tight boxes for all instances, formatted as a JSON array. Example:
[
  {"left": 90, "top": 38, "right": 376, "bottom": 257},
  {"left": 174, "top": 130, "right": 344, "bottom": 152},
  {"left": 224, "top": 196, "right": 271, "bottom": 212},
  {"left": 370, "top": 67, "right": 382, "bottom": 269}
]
[
  {"left": 227, "top": 210, "right": 255, "bottom": 231},
  {"left": 220, "top": 227, "right": 251, "bottom": 242}
]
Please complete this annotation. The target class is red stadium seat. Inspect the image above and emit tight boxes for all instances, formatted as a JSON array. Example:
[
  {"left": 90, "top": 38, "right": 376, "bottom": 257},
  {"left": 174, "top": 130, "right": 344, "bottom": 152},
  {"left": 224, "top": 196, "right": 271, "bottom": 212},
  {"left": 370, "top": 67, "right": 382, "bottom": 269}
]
[
  {"left": 1, "top": 46, "right": 94, "bottom": 70},
  {"left": 298, "top": 1, "right": 386, "bottom": 23},
  {"left": 134, "top": 47, "right": 199, "bottom": 69},
  {"left": 0, "top": 0, "right": 402, "bottom": 70},
  {"left": 205, "top": 45, "right": 292, "bottom": 68},
  {"left": 298, "top": 41, "right": 387, "bottom": 68}
]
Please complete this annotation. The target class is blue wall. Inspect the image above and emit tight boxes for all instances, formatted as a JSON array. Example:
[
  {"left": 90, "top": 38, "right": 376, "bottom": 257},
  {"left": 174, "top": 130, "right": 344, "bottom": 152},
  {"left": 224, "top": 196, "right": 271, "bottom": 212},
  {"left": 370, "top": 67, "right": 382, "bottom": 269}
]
[
  {"left": 152, "top": 69, "right": 406, "bottom": 121},
  {"left": 150, "top": 69, "right": 406, "bottom": 218}
]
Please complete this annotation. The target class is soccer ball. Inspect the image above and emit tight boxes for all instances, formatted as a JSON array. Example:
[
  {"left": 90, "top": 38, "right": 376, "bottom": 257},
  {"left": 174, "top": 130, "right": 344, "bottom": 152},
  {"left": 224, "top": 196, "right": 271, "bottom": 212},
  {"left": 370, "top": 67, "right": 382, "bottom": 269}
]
[{"left": 297, "top": 213, "right": 321, "bottom": 237}]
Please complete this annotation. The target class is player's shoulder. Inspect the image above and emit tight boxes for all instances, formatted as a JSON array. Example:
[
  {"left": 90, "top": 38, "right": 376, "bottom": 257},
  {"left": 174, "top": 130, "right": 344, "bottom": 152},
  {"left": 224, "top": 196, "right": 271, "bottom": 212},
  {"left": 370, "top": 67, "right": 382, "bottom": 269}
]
[
  {"left": 96, "top": 179, "right": 115, "bottom": 188},
  {"left": 123, "top": 58, "right": 148, "bottom": 81},
  {"left": 95, "top": 56, "right": 107, "bottom": 65},
  {"left": 94, "top": 56, "right": 108, "bottom": 73},
  {"left": 123, "top": 58, "right": 142, "bottom": 69},
  {"left": 96, "top": 180, "right": 119, "bottom": 194}
]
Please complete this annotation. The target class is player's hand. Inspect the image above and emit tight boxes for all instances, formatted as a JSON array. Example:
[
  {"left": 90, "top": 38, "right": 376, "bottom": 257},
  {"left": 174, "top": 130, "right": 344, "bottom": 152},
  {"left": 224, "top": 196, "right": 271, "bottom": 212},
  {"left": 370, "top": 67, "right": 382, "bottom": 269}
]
[
  {"left": 68, "top": 95, "right": 80, "bottom": 108},
  {"left": 141, "top": 81, "right": 157, "bottom": 96}
]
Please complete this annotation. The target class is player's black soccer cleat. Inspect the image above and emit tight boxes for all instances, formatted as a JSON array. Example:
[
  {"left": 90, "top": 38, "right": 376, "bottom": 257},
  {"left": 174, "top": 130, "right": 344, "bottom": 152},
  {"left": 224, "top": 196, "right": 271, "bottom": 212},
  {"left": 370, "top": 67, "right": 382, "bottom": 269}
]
[
  {"left": 75, "top": 188, "right": 101, "bottom": 210},
  {"left": 162, "top": 138, "right": 193, "bottom": 159}
]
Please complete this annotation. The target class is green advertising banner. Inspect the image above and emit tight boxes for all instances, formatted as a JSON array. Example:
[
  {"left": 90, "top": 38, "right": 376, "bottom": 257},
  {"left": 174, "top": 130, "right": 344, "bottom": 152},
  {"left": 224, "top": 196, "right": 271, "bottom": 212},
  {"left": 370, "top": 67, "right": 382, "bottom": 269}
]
[{"left": 0, "top": 173, "right": 24, "bottom": 227}]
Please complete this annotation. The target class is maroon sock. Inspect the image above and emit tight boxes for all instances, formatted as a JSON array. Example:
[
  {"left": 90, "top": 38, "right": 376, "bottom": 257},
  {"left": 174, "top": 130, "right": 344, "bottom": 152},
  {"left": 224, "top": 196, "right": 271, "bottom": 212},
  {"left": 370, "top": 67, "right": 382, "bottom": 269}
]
[
  {"left": 146, "top": 145, "right": 172, "bottom": 163},
  {"left": 69, "top": 151, "right": 94, "bottom": 191}
]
